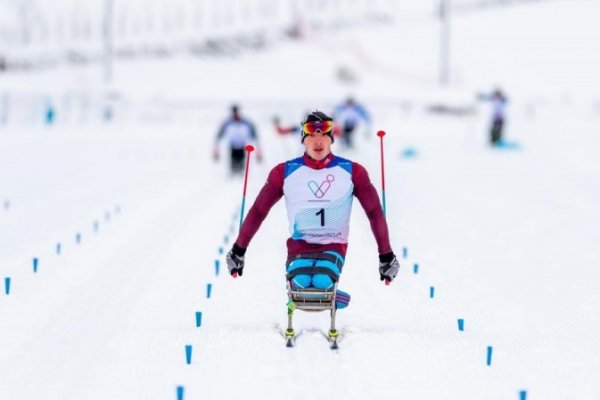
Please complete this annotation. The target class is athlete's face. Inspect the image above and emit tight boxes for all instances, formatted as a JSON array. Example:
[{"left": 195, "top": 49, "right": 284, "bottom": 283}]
[{"left": 304, "top": 131, "right": 332, "bottom": 160}]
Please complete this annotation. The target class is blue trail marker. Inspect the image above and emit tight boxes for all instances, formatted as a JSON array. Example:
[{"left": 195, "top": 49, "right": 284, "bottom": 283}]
[
  {"left": 519, "top": 390, "right": 527, "bottom": 400},
  {"left": 4, "top": 277, "right": 11, "bottom": 295},
  {"left": 458, "top": 318, "right": 464, "bottom": 331},
  {"left": 33, "top": 258, "right": 39, "bottom": 273},
  {"left": 214, "top": 260, "right": 220, "bottom": 276},
  {"left": 185, "top": 345, "right": 192, "bottom": 364},
  {"left": 76, "top": 233, "right": 81, "bottom": 244},
  {"left": 56, "top": 243, "right": 61, "bottom": 255},
  {"left": 93, "top": 220, "right": 99, "bottom": 233},
  {"left": 402, "top": 246, "right": 408, "bottom": 258},
  {"left": 195, "top": 312, "right": 203, "bottom": 327},
  {"left": 3, "top": 199, "right": 9, "bottom": 210},
  {"left": 206, "top": 283, "right": 212, "bottom": 299},
  {"left": 176, "top": 386, "right": 185, "bottom": 400},
  {"left": 218, "top": 247, "right": 224, "bottom": 255},
  {"left": 224, "top": 235, "right": 229, "bottom": 245},
  {"left": 413, "top": 263, "right": 419, "bottom": 274},
  {"left": 487, "top": 346, "right": 493, "bottom": 366},
  {"left": 429, "top": 286, "right": 435, "bottom": 298},
  {"left": 105, "top": 211, "right": 111, "bottom": 222}
]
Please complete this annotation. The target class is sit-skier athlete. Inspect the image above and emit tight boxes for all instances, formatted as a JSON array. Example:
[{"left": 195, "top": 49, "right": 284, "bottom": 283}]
[{"left": 226, "top": 110, "right": 400, "bottom": 309}]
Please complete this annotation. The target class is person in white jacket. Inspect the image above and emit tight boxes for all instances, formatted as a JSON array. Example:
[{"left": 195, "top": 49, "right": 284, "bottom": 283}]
[
  {"left": 479, "top": 89, "right": 508, "bottom": 146},
  {"left": 213, "top": 104, "right": 261, "bottom": 174},
  {"left": 333, "top": 97, "right": 371, "bottom": 148}
]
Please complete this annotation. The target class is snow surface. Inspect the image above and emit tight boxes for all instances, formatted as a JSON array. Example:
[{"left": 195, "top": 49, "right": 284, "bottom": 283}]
[{"left": 1, "top": 1, "right": 599, "bottom": 399}]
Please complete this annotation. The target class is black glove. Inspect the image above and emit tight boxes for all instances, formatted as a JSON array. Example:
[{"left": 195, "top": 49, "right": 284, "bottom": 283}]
[
  {"left": 379, "top": 252, "right": 400, "bottom": 283},
  {"left": 226, "top": 243, "right": 246, "bottom": 277}
]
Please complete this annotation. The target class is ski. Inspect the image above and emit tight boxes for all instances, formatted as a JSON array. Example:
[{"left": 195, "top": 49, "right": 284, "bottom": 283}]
[
  {"left": 284, "top": 328, "right": 296, "bottom": 348},
  {"left": 326, "top": 329, "right": 339, "bottom": 350},
  {"left": 277, "top": 325, "right": 342, "bottom": 349}
]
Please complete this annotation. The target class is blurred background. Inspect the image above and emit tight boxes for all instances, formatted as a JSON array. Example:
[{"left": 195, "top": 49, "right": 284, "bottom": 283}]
[{"left": 1, "top": 0, "right": 598, "bottom": 128}]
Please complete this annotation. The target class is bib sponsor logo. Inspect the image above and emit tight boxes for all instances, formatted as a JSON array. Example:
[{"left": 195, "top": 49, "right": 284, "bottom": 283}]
[{"left": 307, "top": 174, "right": 335, "bottom": 198}]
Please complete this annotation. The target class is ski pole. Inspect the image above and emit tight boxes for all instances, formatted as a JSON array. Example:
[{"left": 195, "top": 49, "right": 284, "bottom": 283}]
[
  {"left": 377, "top": 130, "right": 387, "bottom": 218},
  {"left": 239, "top": 144, "right": 255, "bottom": 231},
  {"left": 377, "top": 130, "right": 391, "bottom": 286},
  {"left": 232, "top": 145, "right": 255, "bottom": 279}
]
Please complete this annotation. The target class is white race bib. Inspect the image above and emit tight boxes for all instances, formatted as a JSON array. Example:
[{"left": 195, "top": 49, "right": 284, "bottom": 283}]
[{"left": 283, "top": 157, "right": 354, "bottom": 244}]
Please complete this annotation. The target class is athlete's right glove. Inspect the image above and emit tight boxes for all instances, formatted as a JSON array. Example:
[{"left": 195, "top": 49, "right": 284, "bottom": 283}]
[
  {"left": 379, "top": 252, "right": 400, "bottom": 284},
  {"left": 226, "top": 243, "right": 246, "bottom": 277}
]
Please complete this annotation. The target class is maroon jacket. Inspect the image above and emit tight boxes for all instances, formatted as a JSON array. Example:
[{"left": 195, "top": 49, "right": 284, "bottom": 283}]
[{"left": 235, "top": 152, "right": 392, "bottom": 259}]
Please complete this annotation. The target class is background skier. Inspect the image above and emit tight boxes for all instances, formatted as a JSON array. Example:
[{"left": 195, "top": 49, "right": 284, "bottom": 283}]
[
  {"left": 333, "top": 97, "right": 371, "bottom": 148},
  {"left": 213, "top": 104, "right": 261, "bottom": 174},
  {"left": 478, "top": 88, "right": 508, "bottom": 146}
]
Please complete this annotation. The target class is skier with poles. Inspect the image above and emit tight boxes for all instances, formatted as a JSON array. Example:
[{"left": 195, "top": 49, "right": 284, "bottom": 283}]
[
  {"left": 213, "top": 104, "right": 262, "bottom": 175},
  {"left": 477, "top": 88, "right": 508, "bottom": 146},
  {"left": 225, "top": 110, "right": 399, "bottom": 347},
  {"left": 332, "top": 97, "right": 371, "bottom": 148}
]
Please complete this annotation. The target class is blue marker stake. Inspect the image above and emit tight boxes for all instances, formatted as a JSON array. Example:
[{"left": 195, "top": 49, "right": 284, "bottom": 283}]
[
  {"left": 486, "top": 346, "right": 493, "bottom": 366},
  {"left": 56, "top": 243, "right": 61, "bottom": 255},
  {"left": 76, "top": 233, "right": 81, "bottom": 244},
  {"left": 214, "top": 260, "right": 220, "bottom": 276},
  {"left": 458, "top": 318, "right": 464, "bottom": 331},
  {"left": 176, "top": 386, "right": 185, "bottom": 400},
  {"left": 206, "top": 283, "right": 212, "bottom": 299},
  {"left": 413, "top": 263, "right": 419, "bottom": 274},
  {"left": 94, "top": 220, "right": 99, "bottom": 233},
  {"left": 429, "top": 286, "right": 435, "bottom": 298},
  {"left": 33, "top": 258, "right": 39, "bottom": 273},
  {"left": 4, "top": 277, "right": 11, "bottom": 295},
  {"left": 218, "top": 247, "right": 224, "bottom": 255},
  {"left": 402, "top": 246, "right": 408, "bottom": 259},
  {"left": 195, "top": 312, "right": 203, "bottom": 327},
  {"left": 105, "top": 212, "right": 111, "bottom": 222},
  {"left": 519, "top": 390, "right": 527, "bottom": 400},
  {"left": 3, "top": 200, "right": 9, "bottom": 210},
  {"left": 185, "top": 344, "right": 192, "bottom": 364},
  {"left": 223, "top": 235, "right": 229, "bottom": 245}
]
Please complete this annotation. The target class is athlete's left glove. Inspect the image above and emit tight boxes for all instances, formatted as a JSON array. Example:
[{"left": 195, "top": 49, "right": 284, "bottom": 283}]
[
  {"left": 226, "top": 243, "right": 246, "bottom": 277},
  {"left": 379, "top": 252, "right": 400, "bottom": 284}
]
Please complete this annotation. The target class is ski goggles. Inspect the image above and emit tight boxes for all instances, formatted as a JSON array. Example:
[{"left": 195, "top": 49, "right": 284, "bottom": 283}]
[{"left": 302, "top": 120, "right": 334, "bottom": 136}]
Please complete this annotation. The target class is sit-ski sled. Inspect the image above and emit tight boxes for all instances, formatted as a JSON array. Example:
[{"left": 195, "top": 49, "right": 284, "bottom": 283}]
[{"left": 285, "top": 281, "right": 339, "bottom": 349}]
